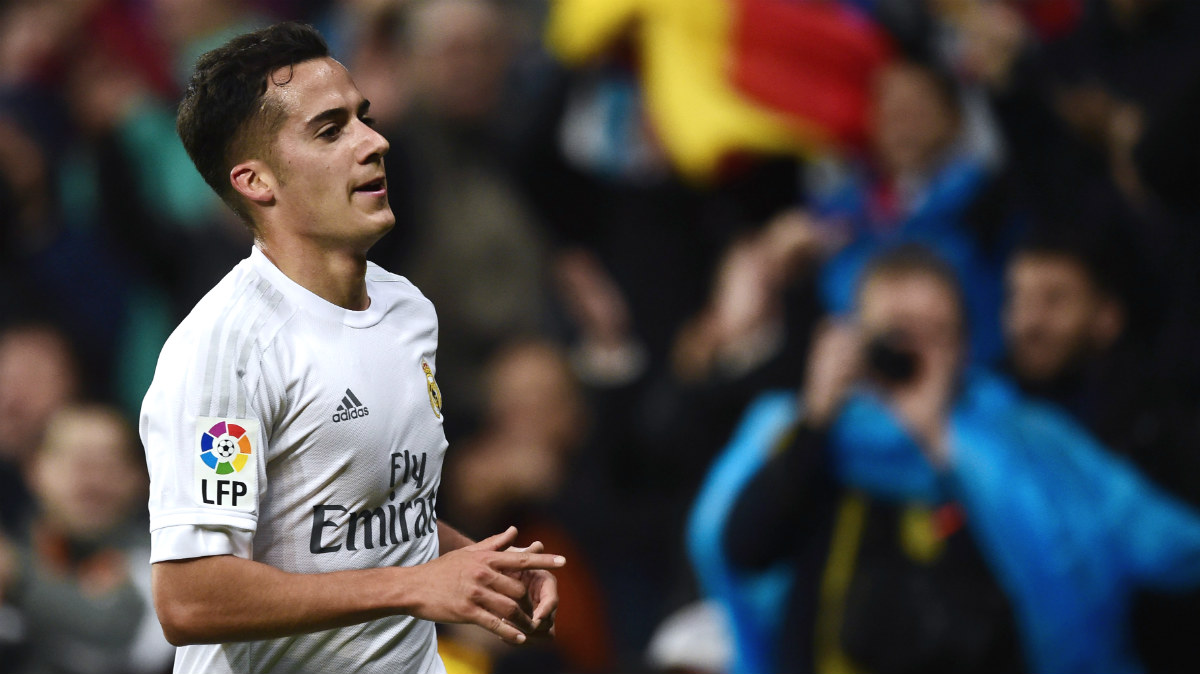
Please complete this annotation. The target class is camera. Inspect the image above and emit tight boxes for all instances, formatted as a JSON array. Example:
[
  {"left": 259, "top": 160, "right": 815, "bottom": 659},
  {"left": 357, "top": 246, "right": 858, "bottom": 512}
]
[{"left": 864, "top": 330, "right": 919, "bottom": 385}]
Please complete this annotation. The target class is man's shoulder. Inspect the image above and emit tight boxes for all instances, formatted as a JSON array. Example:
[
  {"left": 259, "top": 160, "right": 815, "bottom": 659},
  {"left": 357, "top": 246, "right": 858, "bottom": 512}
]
[
  {"left": 365, "top": 260, "right": 414, "bottom": 287},
  {"left": 365, "top": 261, "right": 435, "bottom": 310},
  {"left": 161, "top": 258, "right": 297, "bottom": 364}
]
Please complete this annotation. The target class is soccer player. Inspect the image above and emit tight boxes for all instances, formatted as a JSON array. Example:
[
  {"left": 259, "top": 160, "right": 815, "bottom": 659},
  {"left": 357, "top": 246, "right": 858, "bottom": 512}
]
[{"left": 139, "top": 22, "right": 563, "bottom": 673}]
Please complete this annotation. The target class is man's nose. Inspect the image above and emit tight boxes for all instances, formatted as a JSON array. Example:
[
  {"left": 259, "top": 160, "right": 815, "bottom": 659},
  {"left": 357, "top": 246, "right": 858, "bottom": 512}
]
[{"left": 361, "top": 123, "right": 389, "bottom": 162}]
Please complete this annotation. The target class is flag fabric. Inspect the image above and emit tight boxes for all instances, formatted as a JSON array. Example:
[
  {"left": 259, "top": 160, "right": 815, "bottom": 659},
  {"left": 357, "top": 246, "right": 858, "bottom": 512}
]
[{"left": 546, "top": 0, "right": 893, "bottom": 181}]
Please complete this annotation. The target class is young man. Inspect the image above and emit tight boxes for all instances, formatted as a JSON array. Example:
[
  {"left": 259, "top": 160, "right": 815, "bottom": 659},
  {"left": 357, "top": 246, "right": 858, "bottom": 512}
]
[
  {"left": 139, "top": 22, "right": 563, "bottom": 674},
  {"left": 711, "top": 248, "right": 1024, "bottom": 674}
]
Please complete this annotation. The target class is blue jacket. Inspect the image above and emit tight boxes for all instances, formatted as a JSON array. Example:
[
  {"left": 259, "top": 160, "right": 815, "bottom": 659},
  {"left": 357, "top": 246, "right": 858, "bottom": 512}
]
[
  {"left": 690, "top": 370, "right": 1200, "bottom": 674},
  {"left": 813, "top": 156, "right": 1007, "bottom": 363}
]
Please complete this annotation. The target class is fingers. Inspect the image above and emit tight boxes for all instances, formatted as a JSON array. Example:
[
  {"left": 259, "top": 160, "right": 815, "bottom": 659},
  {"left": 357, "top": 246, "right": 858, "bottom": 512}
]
[
  {"left": 466, "top": 526, "right": 519, "bottom": 552},
  {"left": 434, "top": 535, "right": 564, "bottom": 645},
  {"left": 488, "top": 550, "right": 566, "bottom": 572},
  {"left": 530, "top": 573, "right": 559, "bottom": 624},
  {"left": 487, "top": 569, "right": 527, "bottom": 600},
  {"left": 473, "top": 607, "right": 528, "bottom": 645},
  {"left": 507, "top": 540, "right": 544, "bottom": 554},
  {"left": 529, "top": 610, "right": 558, "bottom": 641},
  {"left": 532, "top": 603, "right": 557, "bottom": 634},
  {"left": 474, "top": 589, "right": 538, "bottom": 635}
]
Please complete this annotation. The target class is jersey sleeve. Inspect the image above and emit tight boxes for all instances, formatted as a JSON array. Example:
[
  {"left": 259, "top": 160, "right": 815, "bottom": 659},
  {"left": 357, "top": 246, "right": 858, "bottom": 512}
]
[{"left": 140, "top": 317, "right": 276, "bottom": 563}]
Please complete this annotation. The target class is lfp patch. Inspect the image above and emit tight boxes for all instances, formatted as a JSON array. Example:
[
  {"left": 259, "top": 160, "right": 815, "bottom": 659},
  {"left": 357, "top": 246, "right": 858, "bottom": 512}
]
[{"left": 195, "top": 417, "right": 258, "bottom": 512}]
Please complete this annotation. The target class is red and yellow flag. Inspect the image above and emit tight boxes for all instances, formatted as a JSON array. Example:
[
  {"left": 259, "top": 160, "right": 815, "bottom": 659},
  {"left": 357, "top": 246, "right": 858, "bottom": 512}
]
[{"left": 547, "top": 0, "right": 893, "bottom": 181}]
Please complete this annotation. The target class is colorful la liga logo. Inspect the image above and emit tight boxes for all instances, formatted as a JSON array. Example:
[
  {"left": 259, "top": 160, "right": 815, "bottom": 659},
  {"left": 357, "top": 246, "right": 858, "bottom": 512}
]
[{"left": 199, "top": 421, "right": 252, "bottom": 475}]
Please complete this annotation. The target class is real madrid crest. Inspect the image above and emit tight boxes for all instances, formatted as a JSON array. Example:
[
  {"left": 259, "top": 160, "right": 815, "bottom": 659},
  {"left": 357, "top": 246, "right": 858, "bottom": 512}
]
[{"left": 422, "top": 359, "right": 442, "bottom": 418}]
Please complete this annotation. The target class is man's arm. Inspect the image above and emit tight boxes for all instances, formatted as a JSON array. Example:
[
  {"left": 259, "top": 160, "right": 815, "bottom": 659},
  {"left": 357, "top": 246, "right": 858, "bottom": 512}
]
[
  {"left": 437, "top": 520, "right": 475, "bottom": 553},
  {"left": 152, "top": 527, "right": 563, "bottom": 647}
]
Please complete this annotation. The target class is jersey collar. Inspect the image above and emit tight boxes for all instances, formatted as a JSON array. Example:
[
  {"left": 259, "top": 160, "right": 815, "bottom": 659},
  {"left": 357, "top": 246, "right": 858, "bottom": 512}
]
[{"left": 248, "top": 246, "right": 386, "bottom": 328}]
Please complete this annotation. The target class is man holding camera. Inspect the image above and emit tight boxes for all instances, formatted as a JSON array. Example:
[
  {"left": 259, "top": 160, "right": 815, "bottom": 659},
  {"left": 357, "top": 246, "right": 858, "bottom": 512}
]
[
  {"left": 716, "top": 246, "right": 1023, "bottom": 674},
  {"left": 712, "top": 245, "right": 1200, "bottom": 674}
]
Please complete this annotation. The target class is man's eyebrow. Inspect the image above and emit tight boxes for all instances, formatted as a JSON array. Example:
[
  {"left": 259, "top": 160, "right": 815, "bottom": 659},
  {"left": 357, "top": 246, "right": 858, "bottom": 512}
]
[
  {"left": 306, "top": 106, "right": 349, "bottom": 130},
  {"left": 304, "top": 99, "right": 372, "bottom": 130}
]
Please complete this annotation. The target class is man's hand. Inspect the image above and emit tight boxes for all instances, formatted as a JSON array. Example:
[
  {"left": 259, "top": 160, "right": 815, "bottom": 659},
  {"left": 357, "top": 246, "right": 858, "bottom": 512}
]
[
  {"left": 803, "top": 322, "right": 863, "bottom": 427},
  {"left": 402, "top": 527, "right": 564, "bottom": 645},
  {"left": 554, "top": 248, "right": 633, "bottom": 350}
]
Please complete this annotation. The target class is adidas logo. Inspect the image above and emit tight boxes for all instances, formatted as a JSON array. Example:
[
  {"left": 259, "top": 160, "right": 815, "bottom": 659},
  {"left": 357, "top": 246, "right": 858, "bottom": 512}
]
[{"left": 332, "top": 389, "right": 370, "bottom": 422}]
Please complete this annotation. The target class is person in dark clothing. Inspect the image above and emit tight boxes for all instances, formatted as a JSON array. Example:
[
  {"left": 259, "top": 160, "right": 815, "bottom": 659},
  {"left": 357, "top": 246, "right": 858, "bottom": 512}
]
[
  {"left": 719, "top": 248, "right": 1024, "bottom": 674},
  {"left": 707, "top": 244, "right": 1200, "bottom": 674},
  {"left": 1001, "top": 230, "right": 1200, "bottom": 674},
  {"left": 1000, "top": 227, "right": 1197, "bottom": 502}
]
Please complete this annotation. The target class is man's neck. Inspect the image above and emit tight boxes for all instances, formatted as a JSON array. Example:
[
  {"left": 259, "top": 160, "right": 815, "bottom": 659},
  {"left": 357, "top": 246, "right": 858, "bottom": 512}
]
[{"left": 257, "top": 236, "right": 371, "bottom": 311}]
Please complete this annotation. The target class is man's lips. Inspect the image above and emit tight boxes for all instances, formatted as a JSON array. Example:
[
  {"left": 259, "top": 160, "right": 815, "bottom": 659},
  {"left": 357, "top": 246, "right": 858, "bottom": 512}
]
[{"left": 353, "top": 177, "right": 387, "bottom": 196}]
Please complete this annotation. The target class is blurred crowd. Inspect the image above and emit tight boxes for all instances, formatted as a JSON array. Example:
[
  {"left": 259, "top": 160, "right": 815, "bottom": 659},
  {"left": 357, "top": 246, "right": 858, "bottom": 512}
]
[{"left": 2, "top": 0, "right": 1200, "bottom": 672}]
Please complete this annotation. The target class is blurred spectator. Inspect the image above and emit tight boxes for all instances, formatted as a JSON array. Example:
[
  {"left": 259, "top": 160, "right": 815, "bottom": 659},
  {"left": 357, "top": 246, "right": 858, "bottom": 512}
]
[
  {"left": 515, "top": 54, "right": 806, "bottom": 668},
  {"left": 960, "top": 0, "right": 1200, "bottom": 268},
  {"left": 803, "top": 58, "right": 1014, "bottom": 363},
  {"left": 671, "top": 209, "right": 832, "bottom": 386},
  {"left": 695, "top": 245, "right": 1200, "bottom": 674},
  {"left": 999, "top": 227, "right": 1196, "bottom": 495},
  {"left": 0, "top": 324, "right": 80, "bottom": 534},
  {"left": 317, "top": 0, "right": 412, "bottom": 126},
  {"left": 370, "top": 0, "right": 553, "bottom": 428},
  {"left": 699, "top": 247, "right": 1022, "bottom": 674},
  {"left": 1, "top": 404, "right": 172, "bottom": 674},
  {"left": 439, "top": 340, "right": 614, "bottom": 673},
  {"left": 1005, "top": 238, "right": 1125, "bottom": 391},
  {"left": 1001, "top": 228, "right": 1200, "bottom": 674}
]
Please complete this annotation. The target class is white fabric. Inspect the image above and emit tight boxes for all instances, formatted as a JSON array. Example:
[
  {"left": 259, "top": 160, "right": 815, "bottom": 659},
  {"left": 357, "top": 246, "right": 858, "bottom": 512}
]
[
  {"left": 149, "top": 525, "right": 254, "bottom": 562},
  {"left": 140, "top": 246, "right": 448, "bottom": 674}
]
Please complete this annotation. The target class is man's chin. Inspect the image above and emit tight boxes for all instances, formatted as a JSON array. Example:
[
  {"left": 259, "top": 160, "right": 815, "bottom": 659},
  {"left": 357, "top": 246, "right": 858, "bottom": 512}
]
[
  {"left": 374, "top": 211, "right": 397, "bottom": 235},
  {"left": 359, "top": 211, "right": 396, "bottom": 249}
]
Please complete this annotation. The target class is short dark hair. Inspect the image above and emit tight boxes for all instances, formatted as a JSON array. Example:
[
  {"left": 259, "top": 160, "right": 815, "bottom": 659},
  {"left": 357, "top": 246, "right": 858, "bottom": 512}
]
[
  {"left": 176, "top": 22, "right": 329, "bottom": 223},
  {"left": 857, "top": 244, "right": 969, "bottom": 334},
  {"left": 1012, "top": 222, "right": 1163, "bottom": 341},
  {"left": 1012, "top": 225, "right": 1128, "bottom": 302}
]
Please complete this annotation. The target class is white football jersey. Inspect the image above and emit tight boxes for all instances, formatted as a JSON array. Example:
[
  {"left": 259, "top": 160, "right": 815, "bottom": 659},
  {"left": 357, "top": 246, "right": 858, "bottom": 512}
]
[{"left": 140, "top": 246, "right": 448, "bottom": 674}]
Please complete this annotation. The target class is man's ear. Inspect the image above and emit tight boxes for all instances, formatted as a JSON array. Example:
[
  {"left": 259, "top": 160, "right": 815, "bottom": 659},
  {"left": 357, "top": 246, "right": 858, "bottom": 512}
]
[{"left": 230, "top": 160, "right": 275, "bottom": 205}]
